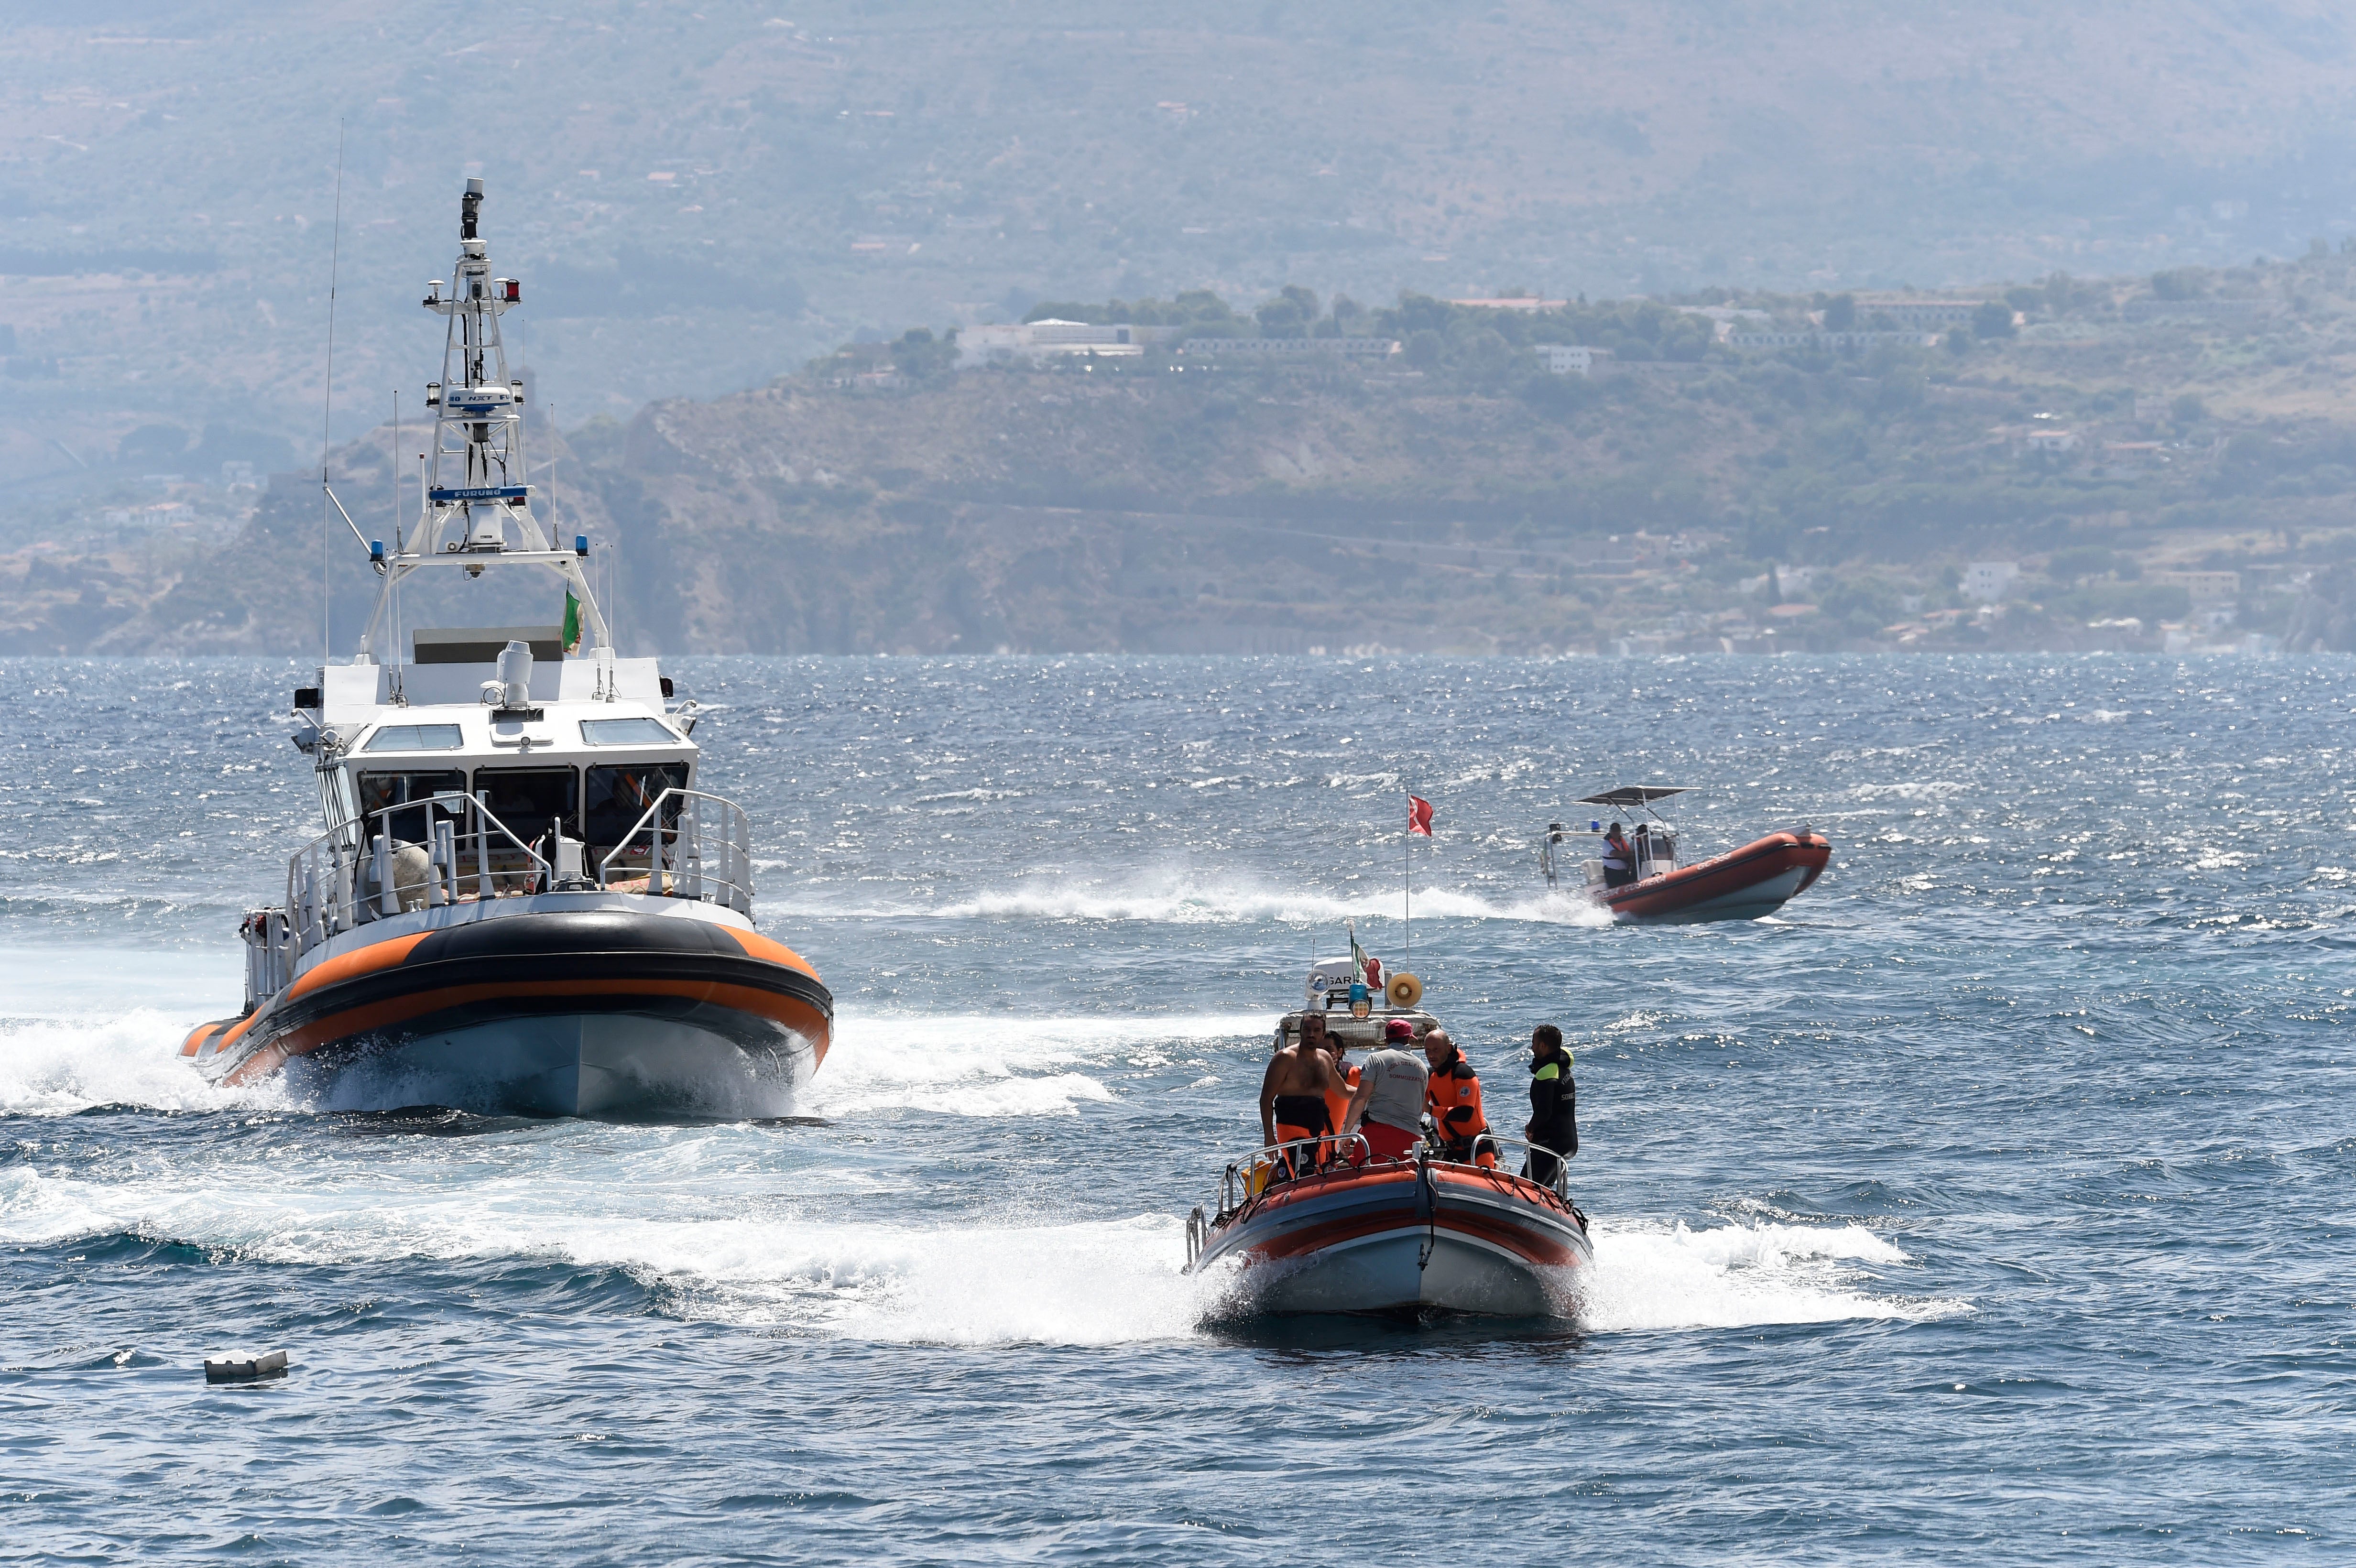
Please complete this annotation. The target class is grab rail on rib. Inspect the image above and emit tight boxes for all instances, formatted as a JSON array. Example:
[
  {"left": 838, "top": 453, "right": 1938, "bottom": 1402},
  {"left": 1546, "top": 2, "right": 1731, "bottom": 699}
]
[
  {"left": 1213, "top": 1132, "right": 1374, "bottom": 1222},
  {"left": 279, "top": 790, "right": 552, "bottom": 965},
  {"left": 1441, "top": 1132, "right": 1573, "bottom": 1204},
  {"left": 594, "top": 787, "right": 754, "bottom": 917}
]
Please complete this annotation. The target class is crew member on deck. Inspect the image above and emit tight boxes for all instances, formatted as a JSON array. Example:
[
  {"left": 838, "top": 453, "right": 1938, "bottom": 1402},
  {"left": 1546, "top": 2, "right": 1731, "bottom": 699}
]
[
  {"left": 1260, "top": 1013, "right": 1345, "bottom": 1178},
  {"left": 1601, "top": 823, "right": 1635, "bottom": 888},
  {"left": 1342, "top": 1018, "right": 1429, "bottom": 1164},
  {"left": 1308, "top": 1012, "right": 1360, "bottom": 1164},
  {"left": 1522, "top": 1023, "right": 1578, "bottom": 1187},
  {"left": 1421, "top": 1028, "right": 1495, "bottom": 1168}
]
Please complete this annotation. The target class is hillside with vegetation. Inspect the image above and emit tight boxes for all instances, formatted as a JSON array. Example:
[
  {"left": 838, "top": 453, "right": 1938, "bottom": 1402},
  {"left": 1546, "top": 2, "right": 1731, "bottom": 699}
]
[
  {"left": 20, "top": 246, "right": 2356, "bottom": 657},
  {"left": 10, "top": 0, "right": 2356, "bottom": 534}
]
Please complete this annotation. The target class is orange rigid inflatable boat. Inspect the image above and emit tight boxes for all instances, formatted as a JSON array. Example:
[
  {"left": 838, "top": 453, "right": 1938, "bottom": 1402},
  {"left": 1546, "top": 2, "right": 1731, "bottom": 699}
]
[
  {"left": 184, "top": 180, "right": 832, "bottom": 1115},
  {"left": 1543, "top": 785, "right": 1832, "bottom": 923},
  {"left": 1187, "top": 1141, "right": 1592, "bottom": 1318},
  {"left": 1184, "top": 957, "right": 1591, "bottom": 1318}
]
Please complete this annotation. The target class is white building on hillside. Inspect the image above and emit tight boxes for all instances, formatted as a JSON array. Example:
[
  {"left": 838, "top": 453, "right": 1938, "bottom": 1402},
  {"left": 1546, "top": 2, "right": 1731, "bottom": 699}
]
[
  {"left": 1540, "top": 345, "right": 1609, "bottom": 376},
  {"left": 959, "top": 320, "right": 1155, "bottom": 366},
  {"left": 1963, "top": 561, "right": 2019, "bottom": 602}
]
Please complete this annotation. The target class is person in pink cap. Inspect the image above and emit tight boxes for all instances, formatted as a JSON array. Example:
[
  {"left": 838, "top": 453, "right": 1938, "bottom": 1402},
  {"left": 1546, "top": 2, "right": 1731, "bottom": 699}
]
[{"left": 1342, "top": 1017, "right": 1430, "bottom": 1163}]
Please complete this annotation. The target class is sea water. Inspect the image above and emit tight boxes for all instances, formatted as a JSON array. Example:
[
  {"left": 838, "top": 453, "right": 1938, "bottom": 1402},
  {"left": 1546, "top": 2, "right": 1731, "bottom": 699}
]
[{"left": 2, "top": 653, "right": 2350, "bottom": 1562}]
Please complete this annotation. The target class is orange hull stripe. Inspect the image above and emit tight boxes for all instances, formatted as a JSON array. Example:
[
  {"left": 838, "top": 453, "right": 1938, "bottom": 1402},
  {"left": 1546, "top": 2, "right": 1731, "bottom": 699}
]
[
  {"left": 720, "top": 926, "right": 823, "bottom": 983},
  {"left": 1245, "top": 1207, "right": 1581, "bottom": 1268},
  {"left": 221, "top": 978, "right": 832, "bottom": 1087},
  {"left": 289, "top": 932, "right": 433, "bottom": 1001},
  {"left": 206, "top": 932, "right": 433, "bottom": 1061}
]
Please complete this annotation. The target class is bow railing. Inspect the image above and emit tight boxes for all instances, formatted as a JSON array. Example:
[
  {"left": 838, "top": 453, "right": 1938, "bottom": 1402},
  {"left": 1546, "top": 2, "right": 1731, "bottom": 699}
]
[
  {"left": 594, "top": 787, "right": 753, "bottom": 917},
  {"left": 279, "top": 790, "right": 553, "bottom": 965}
]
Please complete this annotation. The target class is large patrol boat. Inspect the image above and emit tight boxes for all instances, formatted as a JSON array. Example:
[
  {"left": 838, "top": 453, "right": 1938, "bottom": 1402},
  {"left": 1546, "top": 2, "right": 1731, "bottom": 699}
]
[{"left": 180, "top": 181, "right": 832, "bottom": 1115}]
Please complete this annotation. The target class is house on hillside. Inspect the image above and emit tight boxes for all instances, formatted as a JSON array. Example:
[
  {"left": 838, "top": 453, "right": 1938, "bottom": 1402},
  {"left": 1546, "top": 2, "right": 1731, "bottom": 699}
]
[
  {"left": 2152, "top": 569, "right": 2240, "bottom": 606},
  {"left": 2024, "top": 428, "right": 2081, "bottom": 454},
  {"left": 1540, "top": 345, "right": 1610, "bottom": 376},
  {"left": 1177, "top": 337, "right": 1399, "bottom": 360},
  {"left": 1726, "top": 330, "right": 1941, "bottom": 350},
  {"left": 959, "top": 320, "right": 1168, "bottom": 365},
  {"left": 1850, "top": 298, "right": 1989, "bottom": 328},
  {"left": 1963, "top": 562, "right": 2019, "bottom": 602},
  {"left": 1449, "top": 296, "right": 1567, "bottom": 310}
]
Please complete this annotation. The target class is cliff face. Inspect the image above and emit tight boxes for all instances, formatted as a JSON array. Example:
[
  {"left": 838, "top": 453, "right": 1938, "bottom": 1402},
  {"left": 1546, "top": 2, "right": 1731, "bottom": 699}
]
[
  {"left": 2284, "top": 568, "right": 2356, "bottom": 652},
  {"left": 30, "top": 346, "right": 2356, "bottom": 658},
  {"left": 572, "top": 371, "right": 1728, "bottom": 654}
]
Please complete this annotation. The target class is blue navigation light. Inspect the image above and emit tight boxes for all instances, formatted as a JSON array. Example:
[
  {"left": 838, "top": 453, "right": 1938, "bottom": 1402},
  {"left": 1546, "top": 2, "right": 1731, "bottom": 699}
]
[{"left": 574, "top": 534, "right": 589, "bottom": 556}]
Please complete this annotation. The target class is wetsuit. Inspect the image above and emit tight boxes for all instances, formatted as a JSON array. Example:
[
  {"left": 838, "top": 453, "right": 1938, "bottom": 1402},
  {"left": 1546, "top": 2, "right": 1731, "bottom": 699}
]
[{"left": 1523, "top": 1052, "right": 1578, "bottom": 1186}]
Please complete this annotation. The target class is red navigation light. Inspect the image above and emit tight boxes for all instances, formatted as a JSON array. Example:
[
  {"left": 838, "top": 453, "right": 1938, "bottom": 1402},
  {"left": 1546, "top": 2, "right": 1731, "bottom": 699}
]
[{"left": 500, "top": 277, "right": 521, "bottom": 302}]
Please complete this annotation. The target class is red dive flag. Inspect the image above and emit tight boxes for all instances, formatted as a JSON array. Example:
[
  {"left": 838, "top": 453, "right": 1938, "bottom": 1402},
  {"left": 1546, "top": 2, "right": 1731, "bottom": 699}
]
[{"left": 1407, "top": 795, "right": 1434, "bottom": 836}]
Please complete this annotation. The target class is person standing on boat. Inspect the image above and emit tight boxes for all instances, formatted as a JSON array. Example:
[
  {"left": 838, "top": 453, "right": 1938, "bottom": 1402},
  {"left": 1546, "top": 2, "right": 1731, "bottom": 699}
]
[
  {"left": 1341, "top": 1018, "right": 1430, "bottom": 1164},
  {"left": 1260, "top": 1016, "right": 1346, "bottom": 1177},
  {"left": 1310, "top": 1013, "right": 1360, "bottom": 1165},
  {"left": 1600, "top": 823, "right": 1635, "bottom": 888},
  {"left": 1421, "top": 1028, "right": 1496, "bottom": 1168},
  {"left": 1522, "top": 1024, "right": 1578, "bottom": 1187}
]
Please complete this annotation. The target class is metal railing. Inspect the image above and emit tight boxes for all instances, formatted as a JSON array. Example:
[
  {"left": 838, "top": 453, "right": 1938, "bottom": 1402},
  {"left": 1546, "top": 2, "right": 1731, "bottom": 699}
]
[
  {"left": 251, "top": 785, "right": 763, "bottom": 981},
  {"left": 1203, "top": 1128, "right": 1574, "bottom": 1226},
  {"left": 1449, "top": 1132, "right": 1574, "bottom": 1203},
  {"left": 281, "top": 790, "right": 553, "bottom": 963},
  {"left": 594, "top": 787, "right": 754, "bottom": 917},
  {"left": 1213, "top": 1132, "right": 1374, "bottom": 1220}
]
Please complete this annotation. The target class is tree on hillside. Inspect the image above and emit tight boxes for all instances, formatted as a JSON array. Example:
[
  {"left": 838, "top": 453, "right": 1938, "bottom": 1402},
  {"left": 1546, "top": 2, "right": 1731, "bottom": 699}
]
[
  {"left": 1971, "top": 300, "right": 2017, "bottom": 338},
  {"left": 1822, "top": 293, "right": 1856, "bottom": 330},
  {"left": 1255, "top": 285, "right": 1319, "bottom": 338}
]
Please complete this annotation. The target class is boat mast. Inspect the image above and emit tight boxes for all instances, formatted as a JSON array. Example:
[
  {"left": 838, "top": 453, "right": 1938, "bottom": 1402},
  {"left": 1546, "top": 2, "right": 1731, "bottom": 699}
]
[{"left": 356, "top": 179, "right": 612, "bottom": 678}]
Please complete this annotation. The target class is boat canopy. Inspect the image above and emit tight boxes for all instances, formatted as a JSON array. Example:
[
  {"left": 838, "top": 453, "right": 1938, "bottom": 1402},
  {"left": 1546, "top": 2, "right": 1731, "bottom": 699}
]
[{"left": 1577, "top": 785, "right": 1693, "bottom": 807}]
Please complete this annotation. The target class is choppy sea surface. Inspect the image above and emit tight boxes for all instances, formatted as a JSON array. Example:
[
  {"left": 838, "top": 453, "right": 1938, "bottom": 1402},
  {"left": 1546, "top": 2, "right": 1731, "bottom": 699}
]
[{"left": 3, "top": 653, "right": 2352, "bottom": 1563}]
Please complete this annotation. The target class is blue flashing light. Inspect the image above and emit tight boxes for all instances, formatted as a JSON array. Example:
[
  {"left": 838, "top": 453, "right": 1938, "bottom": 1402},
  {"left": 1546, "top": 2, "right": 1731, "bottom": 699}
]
[
  {"left": 574, "top": 534, "right": 589, "bottom": 556},
  {"left": 369, "top": 540, "right": 385, "bottom": 561}
]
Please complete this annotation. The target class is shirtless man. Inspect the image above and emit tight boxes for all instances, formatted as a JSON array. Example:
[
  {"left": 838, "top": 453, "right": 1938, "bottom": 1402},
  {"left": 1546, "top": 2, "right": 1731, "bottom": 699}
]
[{"left": 1260, "top": 1013, "right": 1346, "bottom": 1176}]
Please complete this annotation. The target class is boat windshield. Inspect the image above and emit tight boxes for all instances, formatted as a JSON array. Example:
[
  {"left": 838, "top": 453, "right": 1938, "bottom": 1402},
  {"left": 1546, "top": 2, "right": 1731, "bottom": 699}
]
[
  {"left": 474, "top": 767, "right": 582, "bottom": 842},
  {"left": 357, "top": 769, "right": 468, "bottom": 843},
  {"left": 586, "top": 762, "right": 689, "bottom": 863}
]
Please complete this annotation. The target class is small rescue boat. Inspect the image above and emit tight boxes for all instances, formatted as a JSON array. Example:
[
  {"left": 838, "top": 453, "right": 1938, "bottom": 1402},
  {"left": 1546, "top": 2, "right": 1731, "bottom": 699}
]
[
  {"left": 1185, "top": 1140, "right": 1592, "bottom": 1318},
  {"left": 1183, "top": 959, "right": 1592, "bottom": 1318},
  {"left": 1541, "top": 785, "right": 1831, "bottom": 924},
  {"left": 181, "top": 181, "right": 831, "bottom": 1115}
]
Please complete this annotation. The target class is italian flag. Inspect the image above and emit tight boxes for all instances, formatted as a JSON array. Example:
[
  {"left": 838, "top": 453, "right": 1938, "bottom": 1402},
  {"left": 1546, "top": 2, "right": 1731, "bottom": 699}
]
[{"left": 562, "top": 590, "right": 583, "bottom": 653}]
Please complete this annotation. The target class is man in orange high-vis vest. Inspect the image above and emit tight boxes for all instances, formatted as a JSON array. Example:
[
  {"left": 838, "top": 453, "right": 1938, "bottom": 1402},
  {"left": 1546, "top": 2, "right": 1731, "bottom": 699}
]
[{"left": 1421, "top": 1028, "right": 1495, "bottom": 1168}]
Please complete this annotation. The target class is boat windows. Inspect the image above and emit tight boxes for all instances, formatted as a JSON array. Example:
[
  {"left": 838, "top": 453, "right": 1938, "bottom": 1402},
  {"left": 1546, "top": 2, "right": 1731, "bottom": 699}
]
[
  {"left": 362, "top": 724, "right": 466, "bottom": 752},
  {"left": 586, "top": 762, "right": 689, "bottom": 861},
  {"left": 579, "top": 717, "right": 677, "bottom": 747},
  {"left": 357, "top": 769, "right": 468, "bottom": 844},
  {"left": 473, "top": 767, "right": 581, "bottom": 840}
]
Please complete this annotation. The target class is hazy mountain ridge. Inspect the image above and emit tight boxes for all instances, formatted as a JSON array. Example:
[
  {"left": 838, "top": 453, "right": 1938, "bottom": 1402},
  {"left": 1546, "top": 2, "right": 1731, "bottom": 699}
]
[{"left": 6, "top": 0, "right": 2356, "bottom": 514}]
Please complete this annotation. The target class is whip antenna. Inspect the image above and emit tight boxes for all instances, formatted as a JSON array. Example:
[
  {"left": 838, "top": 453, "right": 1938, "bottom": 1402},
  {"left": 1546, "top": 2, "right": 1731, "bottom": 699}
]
[{"left": 317, "top": 120, "right": 347, "bottom": 661}]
